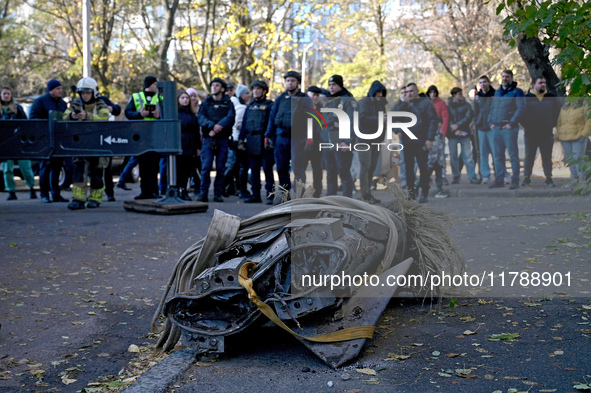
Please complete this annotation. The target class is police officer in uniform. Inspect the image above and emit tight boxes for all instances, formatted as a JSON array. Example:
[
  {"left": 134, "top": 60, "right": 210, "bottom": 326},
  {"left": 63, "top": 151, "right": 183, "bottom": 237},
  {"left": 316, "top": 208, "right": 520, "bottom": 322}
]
[
  {"left": 196, "top": 77, "right": 235, "bottom": 202},
  {"left": 323, "top": 75, "right": 358, "bottom": 198},
  {"left": 125, "top": 76, "right": 162, "bottom": 199},
  {"left": 264, "top": 71, "right": 313, "bottom": 200},
  {"left": 238, "top": 80, "right": 274, "bottom": 204}
]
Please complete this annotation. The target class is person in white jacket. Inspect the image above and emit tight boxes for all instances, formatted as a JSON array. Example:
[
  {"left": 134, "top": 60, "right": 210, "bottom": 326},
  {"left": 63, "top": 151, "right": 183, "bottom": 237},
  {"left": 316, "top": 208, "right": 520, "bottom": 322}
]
[{"left": 223, "top": 85, "right": 251, "bottom": 197}]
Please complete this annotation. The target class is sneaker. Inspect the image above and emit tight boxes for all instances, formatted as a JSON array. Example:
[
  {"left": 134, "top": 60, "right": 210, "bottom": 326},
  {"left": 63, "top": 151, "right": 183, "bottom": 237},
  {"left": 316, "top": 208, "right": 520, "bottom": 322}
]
[
  {"left": 470, "top": 177, "right": 481, "bottom": 185},
  {"left": 107, "top": 195, "right": 116, "bottom": 202},
  {"left": 213, "top": 195, "right": 224, "bottom": 202},
  {"left": 265, "top": 197, "right": 274, "bottom": 205},
  {"left": 521, "top": 176, "right": 531, "bottom": 186},
  {"left": 452, "top": 177, "right": 460, "bottom": 184},
  {"left": 42, "top": 196, "right": 51, "bottom": 203},
  {"left": 134, "top": 193, "right": 156, "bottom": 200},
  {"left": 545, "top": 177, "right": 556, "bottom": 188},
  {"left": 481, "top": 177, "right": 490, "bottom": 185},
  {"left": 419, "top": 193, "right": 428, "bottom": 204},
  {"left": 244, "top": 196, "right": 262, "bottom": 204},
  {"left": 504, "top": 177, "right": 511, "bottom": 185},
  {"left": 239, "top": 192, "right": 252, "bottom": 200},
  {"left": 7, "top": 191, "right": 17, "bottom": 200},
  {"left": 435, "top": 190, "right": 448, "bottom": 199},
  {"left": 52, "top": 195, "right": 69, "bottom": 203},
  {"left": 30, "top": 188, "right": 37, "bottom": 199},
  {"left": 86, "top": 200, "right": 100, "bottom": 208},
  {"left": 488, "top": 181, "right": 504, "bottom": 189},
  {"left": 67, "top": 200, "right": 85, "bottom": 210},
  {"left": 116, "top": 182, "right": 131, "bottom": 191},
  {"left": 509, "top": 180, "right": 519, "bottom": 190},
  {"left": 195, "top": 193, "right": 208, "bottom": 203}
]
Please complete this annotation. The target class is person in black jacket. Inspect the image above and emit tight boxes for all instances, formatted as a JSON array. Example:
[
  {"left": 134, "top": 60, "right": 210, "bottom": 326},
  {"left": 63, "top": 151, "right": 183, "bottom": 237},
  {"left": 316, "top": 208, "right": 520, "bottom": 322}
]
[
  {"left": 521, "top": 76, "right": 561, "bottom": 187},
  {"left": 238, "top": 80, "right": 274, "bottom": 204},
  {"left": 196, "top": 78, "right": 235, "bottom": 202},
  {"left": 1, "top": 87, "right": 37, "bottom": 200},
  {"left": 391, "top": 83, "right": 438, "bottom": 203},
  {"left": 473, "top": 75, "right": 496, "bottom": 184},
  {"left": 29, "top": 79, "right": 69, "bottom": 204},
  {"left": 357, "top": 80, "right": 388, "bottom": 204},
  {"left": 264, "top": 71, "right": 313, "bottom": 200},
  {"left": 323, "top": 75, "right": 358, "bottom": 198},
  {"left": 176, "top": 90, "right": 201, "bottom": 200},
  {"left": 447, "top": 87, "right": 478, "bottom": 184}
]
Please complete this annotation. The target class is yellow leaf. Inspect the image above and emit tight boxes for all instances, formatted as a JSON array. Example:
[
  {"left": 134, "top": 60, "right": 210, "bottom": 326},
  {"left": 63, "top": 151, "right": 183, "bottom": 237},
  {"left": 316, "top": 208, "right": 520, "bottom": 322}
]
[{"left": 356, "top": 368, "right": 377, "bottom": 376}]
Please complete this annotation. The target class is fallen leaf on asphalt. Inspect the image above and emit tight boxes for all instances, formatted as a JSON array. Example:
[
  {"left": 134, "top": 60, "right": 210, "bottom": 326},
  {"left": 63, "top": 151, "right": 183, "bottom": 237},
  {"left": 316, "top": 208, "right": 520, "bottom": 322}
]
[
  {"left": 583, "top": 305, "right": 591, "bottom": 310},
  {"left": 385, "top": 354, "right": 410, "bottom": 361},
  {"left": 356, "top": 368, "right": 377, "bottom": 376},
  {"left": 437, "top": 372, "right": 452, "bottom": 377},
  {"left": 364, "top": 377, "right": 379, "bottom": 384},
  {"left": 523, "top": 302, "right": 542, "bottom": 307},
  {"left": 464, "top": 330, "right": 477, "bottom": 335},
  {"left": 489, "top": 333, "right": 520, "bottom": 341},
  {"left": 445, "top": 353, "right": 466, "bottom": 358},
  {"left": 573, "top": 383, "right": 591, "bottom": 391},
  {"left": 62, "top": 378, "right": 77, "bottom": 385},
  {"left": 412, "top": 343, "right": 424, "bottom": 346},
  {"left": 484, "top": 374, "right": 494, "bottom": 380},
  {"left": 539, "top": 390, "right": 557, "bottom": 392},
  {"left": 97, "top": 353, "right": 109, "bottom": 357},
  {"left": 127, "top": 344, "right": 140, "bottom": 353},
  {"left": 455, "top": 369, "right": 477, "bottom": 379}
]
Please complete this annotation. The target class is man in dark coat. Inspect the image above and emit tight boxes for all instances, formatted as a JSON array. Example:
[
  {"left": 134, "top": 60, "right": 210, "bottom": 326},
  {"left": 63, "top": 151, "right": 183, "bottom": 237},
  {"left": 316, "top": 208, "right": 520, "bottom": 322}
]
[
  {"left": 391, "top": 83, "right": 438, "bottom": 203},
  {"left": 521, "top": 76, "right": 561, "bottom": 187},
  {"left": 29, "top": 79, "right": 69, "bottom": 203},
  {"left": 357, "top": 80, "right": 388, "bottom": 204},
  {"left": 264, "top": 71, "right": 313, "bottom": 200}
]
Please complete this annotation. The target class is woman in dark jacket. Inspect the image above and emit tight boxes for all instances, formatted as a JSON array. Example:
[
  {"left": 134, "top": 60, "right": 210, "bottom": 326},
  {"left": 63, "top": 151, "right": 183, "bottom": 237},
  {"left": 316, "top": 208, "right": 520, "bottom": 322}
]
[{"left": 177, "top": 90, "right": 201, "bottom": 200}]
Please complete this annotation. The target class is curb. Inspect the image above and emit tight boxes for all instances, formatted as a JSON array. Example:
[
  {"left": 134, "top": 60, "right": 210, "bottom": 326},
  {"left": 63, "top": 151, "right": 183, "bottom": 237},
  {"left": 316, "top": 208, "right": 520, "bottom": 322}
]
[{"left": 121, "top": 349, "right": 197, "bottom": 393}]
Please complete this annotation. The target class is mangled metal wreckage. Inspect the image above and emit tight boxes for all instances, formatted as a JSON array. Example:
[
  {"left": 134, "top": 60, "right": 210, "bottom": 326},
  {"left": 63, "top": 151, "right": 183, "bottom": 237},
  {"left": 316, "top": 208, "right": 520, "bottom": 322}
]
[{"left": 153, "top": 192, "right": 463, "bottom": 368}]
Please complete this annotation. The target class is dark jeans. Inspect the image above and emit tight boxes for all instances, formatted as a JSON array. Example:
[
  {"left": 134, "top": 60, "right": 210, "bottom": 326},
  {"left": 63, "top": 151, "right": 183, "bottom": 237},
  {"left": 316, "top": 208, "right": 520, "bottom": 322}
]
[
  {"left": 524, "top": 133, "right": 553, "bottom": 178},
  {"left": 428, "top": 162, "right": 444, "bottom": 191},
  {"left": 138, "top": 152, "right": 159, "bottom": 196},
  {"left": 39, "top": 157, "right": 63, "bottom": 198},
  {"left": 104, "top": 157, "right": 114, "bottom": 197},
  {"left": 323, "top": 148, "right": 354, "bottom": 198},
  {"left": 176, "top": 155, "right": 194, "bottom": 190},
  {"left": 200, "top": 137, "right": 229, "bottom": 196},
  {"left": 120, "top": 156, "right": 139, "bottom": 183},
  {"left": 275, "top": 135, "right": 291, "bottom": 190},
  {"left": 306, "top": 146, "right": 323, "bottom": 198},
  {"left": 248, "top": 150, "right": 275, "bottom": 198},
  {"left": 404, "top": 143, "right": 430, "bottom": 196}
]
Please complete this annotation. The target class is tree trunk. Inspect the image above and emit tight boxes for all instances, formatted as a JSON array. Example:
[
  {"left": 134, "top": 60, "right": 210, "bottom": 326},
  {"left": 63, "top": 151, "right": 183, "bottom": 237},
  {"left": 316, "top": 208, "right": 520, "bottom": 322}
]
[
  {"left": 515, "top": 33, "right": 564, "bottom": 96},
  {"left": 157, "top": 0, "right": 180, "bottom": 81}
]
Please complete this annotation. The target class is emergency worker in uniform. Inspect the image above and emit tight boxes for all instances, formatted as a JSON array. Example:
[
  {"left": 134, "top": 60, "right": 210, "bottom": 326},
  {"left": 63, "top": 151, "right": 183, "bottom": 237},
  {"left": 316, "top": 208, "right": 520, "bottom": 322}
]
[
  {"left": 62, "top": 77, "right": 110, "bottom": 210},
  {"left": 238, "top": 80, "right": 274, "bottom": 204},
  {"left": 125, "top": 76, "right": 162, "bottom": 199},
  {"left": 264, "top": 71, "right": 313, "bottom": 200}
]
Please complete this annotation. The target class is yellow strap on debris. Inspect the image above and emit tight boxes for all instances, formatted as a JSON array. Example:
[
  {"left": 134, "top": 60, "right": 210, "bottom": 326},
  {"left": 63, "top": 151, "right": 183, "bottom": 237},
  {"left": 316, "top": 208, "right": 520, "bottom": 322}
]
[{"left": 238, "top": 262, "right": 375, "bottom": 343}]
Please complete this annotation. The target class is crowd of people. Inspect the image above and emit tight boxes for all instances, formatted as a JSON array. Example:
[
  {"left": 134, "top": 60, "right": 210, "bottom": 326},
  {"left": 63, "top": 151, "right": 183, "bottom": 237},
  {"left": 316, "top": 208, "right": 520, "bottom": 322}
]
[{"left": 1, "top": 68, "right": 590, "bottom": 208}]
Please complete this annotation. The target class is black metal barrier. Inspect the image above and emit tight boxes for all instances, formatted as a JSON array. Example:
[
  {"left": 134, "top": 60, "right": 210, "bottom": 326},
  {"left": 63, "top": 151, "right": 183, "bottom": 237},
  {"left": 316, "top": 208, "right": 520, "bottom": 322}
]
[{"left": 0, "top": 81, "right": 181, "bottom": 160}]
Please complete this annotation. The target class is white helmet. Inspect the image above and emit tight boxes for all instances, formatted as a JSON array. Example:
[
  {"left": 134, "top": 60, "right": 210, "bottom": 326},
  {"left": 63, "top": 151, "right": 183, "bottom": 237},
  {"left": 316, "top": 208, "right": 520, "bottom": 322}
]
[{"left": 77, "top": 77, "right": 98, "bottom": 97}]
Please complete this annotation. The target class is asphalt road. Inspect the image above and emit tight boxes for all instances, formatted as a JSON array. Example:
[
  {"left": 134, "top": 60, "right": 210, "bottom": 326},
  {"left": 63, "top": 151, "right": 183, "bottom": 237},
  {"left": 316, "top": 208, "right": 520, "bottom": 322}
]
[{"left": 1, "top": 182, "right": 590, "bottom": 393}]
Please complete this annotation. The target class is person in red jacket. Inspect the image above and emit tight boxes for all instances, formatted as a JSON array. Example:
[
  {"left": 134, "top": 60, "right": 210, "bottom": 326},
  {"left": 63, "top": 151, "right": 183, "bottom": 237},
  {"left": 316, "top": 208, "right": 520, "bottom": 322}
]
[{"left": 426, "top": 85, "right": 450, "bottom": 198}]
